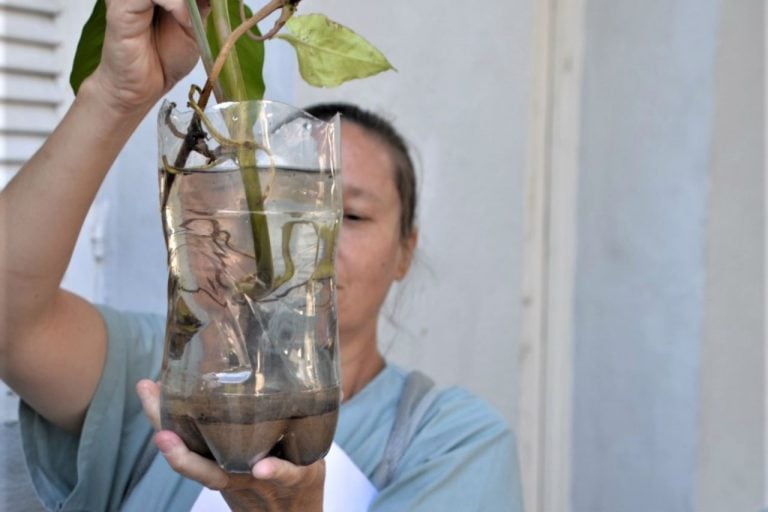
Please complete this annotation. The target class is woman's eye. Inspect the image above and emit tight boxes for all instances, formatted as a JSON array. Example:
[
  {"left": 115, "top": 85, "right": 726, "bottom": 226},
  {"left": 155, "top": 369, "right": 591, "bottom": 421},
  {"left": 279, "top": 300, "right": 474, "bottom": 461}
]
[{"left": 344, "top": 212, "right": 365, "bottom": 222}]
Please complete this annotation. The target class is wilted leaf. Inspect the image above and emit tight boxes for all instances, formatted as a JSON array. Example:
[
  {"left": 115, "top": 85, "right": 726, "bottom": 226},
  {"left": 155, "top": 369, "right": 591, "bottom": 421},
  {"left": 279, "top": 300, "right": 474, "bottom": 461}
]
[
  {"left": 278, "top": 14, "right": 395, "bottom": 88},
  {"left": 70, "top": 0, "right": 106, "bottom": 94}
]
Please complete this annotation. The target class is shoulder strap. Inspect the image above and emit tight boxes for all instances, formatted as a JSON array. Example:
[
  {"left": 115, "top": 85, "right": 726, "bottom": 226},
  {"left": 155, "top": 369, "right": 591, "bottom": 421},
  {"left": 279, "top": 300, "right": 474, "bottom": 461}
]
[{"left": 370, "top": 370, "right": 439, "bottom": 490}]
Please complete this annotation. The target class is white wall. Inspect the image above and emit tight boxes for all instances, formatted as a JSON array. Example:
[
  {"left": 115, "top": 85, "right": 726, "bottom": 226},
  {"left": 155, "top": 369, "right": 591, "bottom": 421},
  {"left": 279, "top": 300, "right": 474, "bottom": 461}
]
[
  {"left": 696, "top": 0, "right": 765, "bottom": 510},
  {"left": 56, "top": 0, "right": 104, "bottom": 301},
  {"left": 571, "top": 1, "right": 719, "bottom": 509},
  {"left": 566, "top": 1, "right": 767, "bottom": 511}
]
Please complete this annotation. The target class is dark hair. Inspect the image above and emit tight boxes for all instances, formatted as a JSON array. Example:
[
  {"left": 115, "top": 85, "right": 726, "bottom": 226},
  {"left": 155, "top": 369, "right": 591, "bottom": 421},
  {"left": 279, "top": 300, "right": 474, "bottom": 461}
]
[{"left": 304, "top": 103, "right": 417, "bottom": 241}]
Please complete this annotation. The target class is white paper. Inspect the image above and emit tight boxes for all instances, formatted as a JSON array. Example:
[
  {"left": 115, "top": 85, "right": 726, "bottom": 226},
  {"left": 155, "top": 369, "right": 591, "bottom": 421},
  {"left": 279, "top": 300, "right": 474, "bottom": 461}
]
[
  {"left": 189, "top": 442, "right": 378, "bottom": 511},
  {"left": 323, "top": 442, "right": 379, "bottom": 511},
  {"left": 189, "top": 486, "right": 229, "bottom": 511}
]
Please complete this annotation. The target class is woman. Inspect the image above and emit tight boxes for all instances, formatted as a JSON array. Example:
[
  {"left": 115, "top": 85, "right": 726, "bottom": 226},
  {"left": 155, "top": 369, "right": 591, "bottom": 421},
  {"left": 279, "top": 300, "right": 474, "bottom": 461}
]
[{"left": 0, "top": 0, "right": 522, "bottom": 510}]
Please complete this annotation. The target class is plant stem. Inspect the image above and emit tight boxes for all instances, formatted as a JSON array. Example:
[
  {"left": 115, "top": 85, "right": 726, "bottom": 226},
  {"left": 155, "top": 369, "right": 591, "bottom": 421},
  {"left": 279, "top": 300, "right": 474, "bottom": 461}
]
[
  {"left": 179, "top": 0, "right": 306, "bottom": 295},
  {"left": 208, "top": 0, "right": 275, "bottom": 293},
  {"left": 184, "top": 0, "right": 225, "bottom": 101},
  {"left": 210, "top": 0, "right": 291, "bottom": 87},
  {"left": 210, "top": 0, "right": 248, "bottom": 101},
  {"left": 199, "top": 0, "right": 296, "bottom": 108}
]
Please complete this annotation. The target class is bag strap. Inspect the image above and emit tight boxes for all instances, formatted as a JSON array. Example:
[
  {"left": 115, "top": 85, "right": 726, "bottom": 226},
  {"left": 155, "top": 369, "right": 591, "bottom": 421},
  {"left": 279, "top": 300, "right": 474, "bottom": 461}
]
[{"left": 370, "top": 370, "right": 439, "bottom": 490}]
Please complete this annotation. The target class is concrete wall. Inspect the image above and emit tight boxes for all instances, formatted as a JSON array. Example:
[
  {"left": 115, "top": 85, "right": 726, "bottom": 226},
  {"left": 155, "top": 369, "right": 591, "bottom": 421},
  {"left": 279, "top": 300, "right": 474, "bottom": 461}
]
[
  {"left": 570, "top": 1, "right": 767, "bottom": 511},
  {"left": 571, "top": 1, "right": 719, "bottom": 510},
  {"left": 696, "top": 0, "right": 765, "bottom": 510}
]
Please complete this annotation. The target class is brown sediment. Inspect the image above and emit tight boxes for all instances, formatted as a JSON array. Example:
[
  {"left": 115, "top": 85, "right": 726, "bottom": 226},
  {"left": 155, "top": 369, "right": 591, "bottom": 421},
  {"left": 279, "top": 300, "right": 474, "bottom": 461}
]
[{"left": 161, "top": 387, "right": 339, "bottom": 472}]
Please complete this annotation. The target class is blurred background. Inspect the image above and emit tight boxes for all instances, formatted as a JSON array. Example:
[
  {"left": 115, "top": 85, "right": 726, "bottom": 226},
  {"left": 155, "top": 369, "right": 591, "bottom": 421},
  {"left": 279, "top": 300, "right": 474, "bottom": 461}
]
[{"left": 0, "top": 0, "right": 765, "bottom": 511}]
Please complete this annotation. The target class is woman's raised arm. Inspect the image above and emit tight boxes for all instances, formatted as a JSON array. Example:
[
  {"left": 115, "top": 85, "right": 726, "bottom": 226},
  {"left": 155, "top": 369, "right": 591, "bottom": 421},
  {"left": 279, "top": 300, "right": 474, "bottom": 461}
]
[{"left": 0, "top": 0, "right": 203, "bottom": 434}]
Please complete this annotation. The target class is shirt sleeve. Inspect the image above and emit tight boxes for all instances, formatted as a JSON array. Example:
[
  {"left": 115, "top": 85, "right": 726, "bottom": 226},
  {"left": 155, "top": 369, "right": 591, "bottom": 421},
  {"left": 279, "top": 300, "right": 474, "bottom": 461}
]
[
  {"left": 19, "top": 305, "right": 166, "bottom": 512},
  {"left": 369, "top": 387, "right": 524, "bottom": 512}
]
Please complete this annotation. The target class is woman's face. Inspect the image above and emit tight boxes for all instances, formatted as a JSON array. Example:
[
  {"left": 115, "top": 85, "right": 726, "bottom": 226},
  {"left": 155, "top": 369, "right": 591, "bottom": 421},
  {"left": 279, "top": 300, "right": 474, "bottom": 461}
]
[{"left": 335, "top": 121, "right": 416, "bottom": 342}]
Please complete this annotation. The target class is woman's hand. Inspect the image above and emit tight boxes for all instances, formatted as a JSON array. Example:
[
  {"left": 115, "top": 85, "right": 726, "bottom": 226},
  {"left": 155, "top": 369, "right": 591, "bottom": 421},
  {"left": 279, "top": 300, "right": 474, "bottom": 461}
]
[
  {"left": 136, "top": 380, "right": 325, "bottom": 512},
  {"left": 85, "top": 0, "right": 209, "bottom": 115}
]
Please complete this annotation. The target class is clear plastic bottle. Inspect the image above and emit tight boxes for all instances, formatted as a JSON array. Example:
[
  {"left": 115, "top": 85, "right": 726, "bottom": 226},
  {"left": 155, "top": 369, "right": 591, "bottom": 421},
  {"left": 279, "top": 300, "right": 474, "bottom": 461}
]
[{"left": 157, "top": 100, "right": 341, "bottom": 472}]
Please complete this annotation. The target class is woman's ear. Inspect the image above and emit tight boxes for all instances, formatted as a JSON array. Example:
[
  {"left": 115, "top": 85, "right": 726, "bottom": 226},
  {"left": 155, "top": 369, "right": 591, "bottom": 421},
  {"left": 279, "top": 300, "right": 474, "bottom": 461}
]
[{"left": 395, "top": 228, "right": 418, "bottom": 281}]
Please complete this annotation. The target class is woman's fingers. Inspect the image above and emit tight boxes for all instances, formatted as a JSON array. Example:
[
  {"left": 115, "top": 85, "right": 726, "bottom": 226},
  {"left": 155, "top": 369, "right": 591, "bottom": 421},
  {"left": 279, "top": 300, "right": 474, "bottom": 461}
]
[
  {"left": 94, "top": 0, "right": 202, "bottom": 112},
  {"left": 135, "top": 380, "right": 231, "bottom": 490},
  {"left": 152, "top": 0, "right": 211, "bottom": 38},
  {"left": 153, "top": 0, "right": 192, "bottom": 26},
  {"left": 136, "top": 379, "right": 162, "bottom": 430},
  {"left": 252, "top": 457, "right": 294, "bottom": 482},
  {"left": 154, "top": 0, "right": 210, "bottom": 23},
  {"left": 252, "top": 457, "right": 326, "bottom": 487},
  {"left": 154, "top": 430, "right": 232, "bottom": 490}
]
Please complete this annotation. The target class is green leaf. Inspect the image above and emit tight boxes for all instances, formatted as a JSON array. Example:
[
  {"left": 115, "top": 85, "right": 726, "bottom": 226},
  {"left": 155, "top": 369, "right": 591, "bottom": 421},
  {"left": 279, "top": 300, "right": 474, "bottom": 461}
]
[
  {"left": 277, "top": 14, "right": 395, "bottom": 88},
  {"left": 70, "top": 0, "right": 106, "bottom": 95},
  {"left": 206, "top": 0, "right": 265, "bottom": 100}
]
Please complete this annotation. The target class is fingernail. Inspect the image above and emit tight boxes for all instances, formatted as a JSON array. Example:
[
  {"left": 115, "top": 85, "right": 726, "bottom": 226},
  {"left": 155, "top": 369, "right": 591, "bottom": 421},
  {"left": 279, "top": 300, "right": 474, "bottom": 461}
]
[
  {"left": 252, "top": 459, "right": 276, "bottom": 479},
  {"left": 156, "top": 435, "right": 178, "bottom": 454}
]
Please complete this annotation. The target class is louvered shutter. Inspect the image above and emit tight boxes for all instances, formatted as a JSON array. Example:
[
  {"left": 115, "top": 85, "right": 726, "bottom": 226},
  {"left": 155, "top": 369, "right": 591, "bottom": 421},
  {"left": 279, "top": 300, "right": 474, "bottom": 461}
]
[{"left": 0, "top": 0, "right": 63, "bottom": 188}]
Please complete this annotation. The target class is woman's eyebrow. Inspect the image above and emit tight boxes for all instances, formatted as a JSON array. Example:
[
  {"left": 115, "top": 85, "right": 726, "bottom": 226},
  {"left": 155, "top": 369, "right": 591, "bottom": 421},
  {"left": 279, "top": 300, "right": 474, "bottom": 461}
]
[{"left": 343, "top": 185, "right": 382, "bottom": 203}]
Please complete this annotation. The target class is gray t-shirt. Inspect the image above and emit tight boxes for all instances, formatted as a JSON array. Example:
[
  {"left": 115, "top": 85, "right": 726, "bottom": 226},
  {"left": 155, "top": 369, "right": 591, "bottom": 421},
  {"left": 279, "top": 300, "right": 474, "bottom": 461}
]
[{"left": 20, "top": 305, "right": 522, "bottom": 511}]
